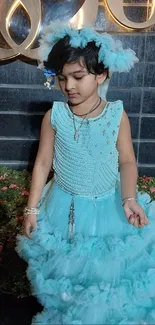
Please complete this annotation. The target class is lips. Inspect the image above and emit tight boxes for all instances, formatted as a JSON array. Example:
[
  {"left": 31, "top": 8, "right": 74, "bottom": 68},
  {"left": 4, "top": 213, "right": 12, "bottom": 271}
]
[{"left": 68, "top": 93, "right": 78, "bottom": 97}]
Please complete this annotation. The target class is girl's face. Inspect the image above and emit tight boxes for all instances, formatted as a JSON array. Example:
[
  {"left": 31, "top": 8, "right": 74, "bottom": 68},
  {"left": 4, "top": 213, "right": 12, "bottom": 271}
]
[{"left": 57, "top": 60, "right": 106, "bottom": 105}]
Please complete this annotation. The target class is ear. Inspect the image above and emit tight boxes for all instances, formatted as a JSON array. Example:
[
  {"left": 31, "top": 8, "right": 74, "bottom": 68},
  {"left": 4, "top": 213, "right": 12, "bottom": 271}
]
[{"left": 96, "top": 71, "right": 107, "bottom": 85}]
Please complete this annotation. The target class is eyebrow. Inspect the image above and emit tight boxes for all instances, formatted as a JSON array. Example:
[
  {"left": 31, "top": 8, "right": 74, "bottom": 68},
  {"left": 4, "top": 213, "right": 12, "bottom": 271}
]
[
  {"left": 72, "top": 69, "right": 87, "bottom": 74},
  {"left": 58, "top": 69, "right": 87, "bottom": 76}
]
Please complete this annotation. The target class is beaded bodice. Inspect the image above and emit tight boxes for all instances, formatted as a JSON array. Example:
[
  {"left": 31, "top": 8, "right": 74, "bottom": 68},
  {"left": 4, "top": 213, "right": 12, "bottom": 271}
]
[{"left": 51, "top": 100, "right": 123, "bottom": 197}]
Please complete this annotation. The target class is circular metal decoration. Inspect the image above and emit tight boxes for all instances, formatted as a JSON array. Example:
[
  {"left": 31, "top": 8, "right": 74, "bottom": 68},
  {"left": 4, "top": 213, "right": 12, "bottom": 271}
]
[
  {"left": 105, "top": 0, "right": 155, "bottom": 30},
  {"left": 0, "top": 0, "right": 98, "bottom": 61}
]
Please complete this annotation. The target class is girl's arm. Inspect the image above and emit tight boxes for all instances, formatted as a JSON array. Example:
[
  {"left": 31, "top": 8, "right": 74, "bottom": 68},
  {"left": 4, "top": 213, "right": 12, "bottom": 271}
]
[
  {"left": 27, "top": 109, "right": 55, "bottom": 209},
  {"left": 116, "top": 110, "right": 137, "bottom": 201},
  {"left": 23, "top": 109, "right": 55, "bottom": 238},
  {"left": 117, "top": 110, "right": 148, "bottom": 228}
]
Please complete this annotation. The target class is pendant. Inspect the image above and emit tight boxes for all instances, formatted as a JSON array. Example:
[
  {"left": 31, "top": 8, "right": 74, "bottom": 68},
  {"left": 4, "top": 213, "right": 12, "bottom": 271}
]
[
  {"left": 68, "top": 198, "right": 75, "bottom": 242},
  {"left": 74, "top": 130, "right": 79, "bottom": 141}
]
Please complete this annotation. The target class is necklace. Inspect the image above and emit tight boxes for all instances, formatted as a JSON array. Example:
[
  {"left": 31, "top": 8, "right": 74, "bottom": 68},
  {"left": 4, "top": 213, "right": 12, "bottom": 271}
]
[
  {"left": 70, "top": 97, "right": 101, "bottom": 141},
  {"left": 70, "top": 98, "right": 101, "bottom": 117}
]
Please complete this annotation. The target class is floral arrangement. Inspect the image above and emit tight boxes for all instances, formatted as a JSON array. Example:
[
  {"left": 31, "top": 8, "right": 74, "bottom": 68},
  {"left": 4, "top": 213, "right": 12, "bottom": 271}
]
[
  {"left": 0, "top": 166, "right": 155, "bottom": 297},
  {"left": 0, "top": 166, "right": 31, "bottom": 297}
]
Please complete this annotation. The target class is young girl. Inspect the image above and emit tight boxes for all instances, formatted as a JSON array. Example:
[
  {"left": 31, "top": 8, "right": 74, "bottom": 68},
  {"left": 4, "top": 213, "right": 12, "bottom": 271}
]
[{"left": 16, "top": 23, "right": 155, "bottom": 325}]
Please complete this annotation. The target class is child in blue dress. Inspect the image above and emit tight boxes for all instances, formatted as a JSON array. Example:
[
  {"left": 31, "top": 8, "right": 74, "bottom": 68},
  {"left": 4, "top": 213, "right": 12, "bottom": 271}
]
[{"left": 16, "top": 23, "right": 155, "bottom": 325}]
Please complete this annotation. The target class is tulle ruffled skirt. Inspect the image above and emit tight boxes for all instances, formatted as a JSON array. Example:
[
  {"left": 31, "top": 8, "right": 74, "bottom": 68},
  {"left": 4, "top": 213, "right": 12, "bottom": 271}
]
[{"left": 16, "top": 180, "right": 155, "bottom": 325}]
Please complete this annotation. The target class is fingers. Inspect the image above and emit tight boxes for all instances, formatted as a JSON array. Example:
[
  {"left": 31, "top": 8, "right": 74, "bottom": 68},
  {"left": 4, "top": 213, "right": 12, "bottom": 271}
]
[
  {"left": 129, "top": 213, "right": 139, "bottom": 227},
  {"left": 138, "top": 212, "right": 145, "bottom": 227},
  {"left": 128, "top": 214, "right": 135, "bottom": 225},
  {"left": 136, "top": 209, "right": 148, "bottom": 227},
  {"left": 128, "top": 212, "right": 149, "bottom": 228},
  {"left": 139, "top": 214, "right": 149, "bottom": 226},
  {"left": 23, "top": 221, "right": 32, "bottom": 239},
  {"left": 124, "top": 205, "right": 135, "bottom": 224},
  {"left": 133, "top": 216, "right": 139, "bottom": 228},
  {"left": 123, "top": 201, "right": 149, "bottom": 228},
  {"left": 124, "top": 205, "right": 140, "bottom": 227}
]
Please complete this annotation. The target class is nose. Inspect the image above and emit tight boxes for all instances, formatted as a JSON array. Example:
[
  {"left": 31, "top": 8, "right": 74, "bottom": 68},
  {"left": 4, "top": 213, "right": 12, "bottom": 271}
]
[{"left": 65, "top": 77, "right": 75, "bottom": 91}]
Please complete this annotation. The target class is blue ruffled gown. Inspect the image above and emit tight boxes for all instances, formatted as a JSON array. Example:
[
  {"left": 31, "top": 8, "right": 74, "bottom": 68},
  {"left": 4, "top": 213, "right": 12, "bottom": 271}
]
[{"left": 16, "top": 100, "right": 155, "bottom": 325}]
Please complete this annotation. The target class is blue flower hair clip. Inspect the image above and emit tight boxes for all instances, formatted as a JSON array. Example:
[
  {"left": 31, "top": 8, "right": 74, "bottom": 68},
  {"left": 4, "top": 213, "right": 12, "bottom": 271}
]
[{"left": 43, "top": 68, "right": 56, "bottom": 89}]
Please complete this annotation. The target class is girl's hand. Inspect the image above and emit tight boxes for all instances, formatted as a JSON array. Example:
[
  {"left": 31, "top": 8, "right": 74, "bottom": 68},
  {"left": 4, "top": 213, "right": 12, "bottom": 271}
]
[
  {"left": 123, "top": 200, "right": 149, "bottom": 228},
  {"left": 23, "top": 214, "right": 37, "bottom": 239}
]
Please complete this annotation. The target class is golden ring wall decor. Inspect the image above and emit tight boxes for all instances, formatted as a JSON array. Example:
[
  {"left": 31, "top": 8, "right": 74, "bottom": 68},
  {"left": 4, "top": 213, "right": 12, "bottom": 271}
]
[
  {"left": 0, "top": 0, "right": 155, "bottom": 61},
  {"left": 105, "top": 0, "right": 155, "bottom": 30},
  {"left": 0, "top": 0, "right": 98, "bottom": 61},
  {"left": 0, "top": 0, "right": 41, "bottom": 60}
]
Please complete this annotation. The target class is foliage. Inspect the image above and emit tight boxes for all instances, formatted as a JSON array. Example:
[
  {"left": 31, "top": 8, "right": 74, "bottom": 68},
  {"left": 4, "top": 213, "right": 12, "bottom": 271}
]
[{"left": 0, "top": 166, "right": 31, "bottom": 297}]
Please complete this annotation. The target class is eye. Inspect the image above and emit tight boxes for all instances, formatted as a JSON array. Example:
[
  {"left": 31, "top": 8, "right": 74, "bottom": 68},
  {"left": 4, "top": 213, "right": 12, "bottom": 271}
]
[{"left": 74, "top": 75, "right": 84, "bottom": 80}]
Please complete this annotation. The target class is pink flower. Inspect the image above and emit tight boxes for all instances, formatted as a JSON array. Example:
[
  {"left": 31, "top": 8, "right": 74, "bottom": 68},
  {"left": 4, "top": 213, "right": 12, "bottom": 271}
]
[
  {"left": 1, "top": 186, "right": 8, "bottom": 191},
  {"left": 21, "top": 191, "right": 29, "bottom": 196},
  {"left": 142, "top": 176, "right": 153, "bottom": 183},
  {"left": 141, "top": 185, "right": 147, "bottom": 189},
  {"left": 9, "top": 184, "right": 17, "bottom": 189},
  {"left": 150, "top": 187, "right": 155, "bottom": 194}
]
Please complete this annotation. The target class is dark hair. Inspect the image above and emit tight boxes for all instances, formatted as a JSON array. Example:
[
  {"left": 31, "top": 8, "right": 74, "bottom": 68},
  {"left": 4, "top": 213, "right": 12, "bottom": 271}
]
[{"left": 44, "top": 34, "right": 109, "bottom": 78}]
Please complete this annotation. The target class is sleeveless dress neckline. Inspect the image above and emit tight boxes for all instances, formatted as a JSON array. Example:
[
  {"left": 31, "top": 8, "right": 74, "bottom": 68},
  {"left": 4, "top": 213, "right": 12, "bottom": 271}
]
[
  {"left": 51, "top": 100, "right": 122, "bottom": 197},
  {"left": 64, "top": 101, "right": 110, "bottom": 123}
]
